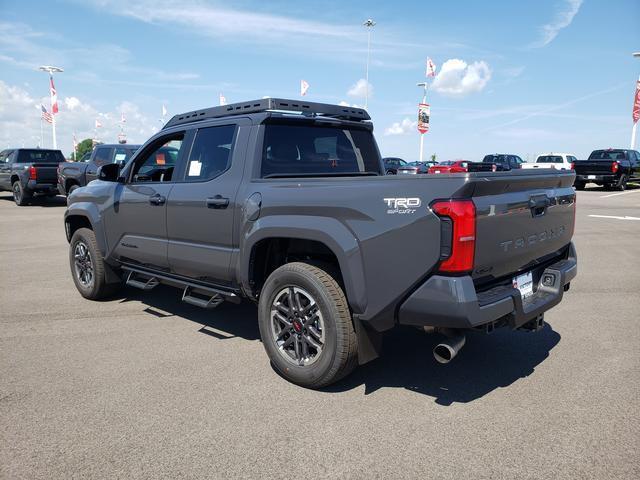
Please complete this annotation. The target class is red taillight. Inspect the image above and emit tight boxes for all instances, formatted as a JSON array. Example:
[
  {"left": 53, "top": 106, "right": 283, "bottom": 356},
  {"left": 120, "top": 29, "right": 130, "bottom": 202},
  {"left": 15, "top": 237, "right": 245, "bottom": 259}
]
[
  {"left": 492, "top": 164, "right": 497, "bottom": 172},
  {"left": 570, "top": 162, "right": 575, "bottom": 170},
  {"left": 611, "top": 161, "right": 619, "bottom": 173},
  {"left": 29, "top": 166, "right": 37, "bottom": 180},
  {"left": 431, "top": 199, "right": 476, "bottom": 273}
]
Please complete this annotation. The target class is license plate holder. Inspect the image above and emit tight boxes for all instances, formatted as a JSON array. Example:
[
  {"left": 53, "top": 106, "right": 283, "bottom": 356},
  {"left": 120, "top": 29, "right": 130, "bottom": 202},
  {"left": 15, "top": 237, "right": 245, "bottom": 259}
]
[{"left": 513, "top": 271, "right": 534, "bottom": 299}]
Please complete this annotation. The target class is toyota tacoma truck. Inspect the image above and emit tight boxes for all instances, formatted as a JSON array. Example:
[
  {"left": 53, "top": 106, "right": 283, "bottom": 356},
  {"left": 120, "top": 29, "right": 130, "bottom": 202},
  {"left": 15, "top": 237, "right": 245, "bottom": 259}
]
[
  {"left": 57, "top": 143, "right": 140, "bottom": 196},
  {"left": 573, "top": 148, "right": 640, "bottom": 190},
  {"left": 0, "top": 148, "right": 65, "bottom": 205},
  {"left": 63, "top": 98, "right": 578, "bottom": 388}
]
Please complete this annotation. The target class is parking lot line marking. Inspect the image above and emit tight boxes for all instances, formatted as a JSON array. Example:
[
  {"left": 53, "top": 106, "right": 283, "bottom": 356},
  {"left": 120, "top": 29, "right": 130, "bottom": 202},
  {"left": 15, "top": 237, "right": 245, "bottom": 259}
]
[
  {"left": 599, "top": 190, "right": 640, "bottom": 198},
  {"left": 588, "top": 214, "right": 640, "bottom": 221}
]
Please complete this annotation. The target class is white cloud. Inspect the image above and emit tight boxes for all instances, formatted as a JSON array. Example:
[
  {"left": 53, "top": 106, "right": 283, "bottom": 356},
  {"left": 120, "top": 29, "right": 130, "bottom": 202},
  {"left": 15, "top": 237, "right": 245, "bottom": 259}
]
[
  {"left": 0, "top": 80, "right": 158, "bottom": 154},
  {"left": 384, "top": 118, "right": 417, "bottom": 136},
  {"left": 532, "top": 0, "right": 583, "bottom": 48},
  {"left": 347, "top": 79, "right": 373, "bottom": 99},
  {"left": 431, "top": 59, "right": 491, "bottom": 97}
]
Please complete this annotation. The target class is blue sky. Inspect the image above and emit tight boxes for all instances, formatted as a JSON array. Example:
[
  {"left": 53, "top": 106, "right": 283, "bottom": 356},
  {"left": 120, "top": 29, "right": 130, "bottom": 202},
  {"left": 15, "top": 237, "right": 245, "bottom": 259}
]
[{"left": 1, "top": 0, "right": 639, "bottom": 160}]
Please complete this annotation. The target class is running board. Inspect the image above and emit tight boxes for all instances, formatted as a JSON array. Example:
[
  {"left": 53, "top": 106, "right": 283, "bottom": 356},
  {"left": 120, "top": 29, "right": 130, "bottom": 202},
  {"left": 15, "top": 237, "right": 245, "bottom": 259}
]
[
  {"left": 126, "top": 271, "right": 159, "bottom": 291},
  {"left": 182, "top": 286, "right": 224, "bottom": 309}
]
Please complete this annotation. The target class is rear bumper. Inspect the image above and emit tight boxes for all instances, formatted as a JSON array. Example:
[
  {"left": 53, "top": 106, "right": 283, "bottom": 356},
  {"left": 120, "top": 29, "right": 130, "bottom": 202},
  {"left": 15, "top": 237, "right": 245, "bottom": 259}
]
[
  {"left": 398, "top": 243, "right": 577, "bottom": 330},
  {"left": 576, "top": 174, "right": 616, "bottom": 183},
  {"left": 26, "top": 180, "right": 59, "bottom": 194}
]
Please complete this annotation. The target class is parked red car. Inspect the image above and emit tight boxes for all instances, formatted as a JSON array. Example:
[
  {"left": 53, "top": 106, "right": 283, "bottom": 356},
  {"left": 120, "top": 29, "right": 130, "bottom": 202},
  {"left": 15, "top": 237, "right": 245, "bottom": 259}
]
[{"left": 428, "top": 160, "right": 469, "bottom": 174}]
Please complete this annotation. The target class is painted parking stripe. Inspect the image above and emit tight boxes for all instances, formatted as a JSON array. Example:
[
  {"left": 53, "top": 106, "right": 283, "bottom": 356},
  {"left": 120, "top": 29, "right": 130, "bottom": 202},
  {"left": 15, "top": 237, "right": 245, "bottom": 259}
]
[
  {"left": 588, "top": 214, "right": 640, "bottom": 221},
  {"left": 599, "top": 189, "right": 640, "bottom": 198}
]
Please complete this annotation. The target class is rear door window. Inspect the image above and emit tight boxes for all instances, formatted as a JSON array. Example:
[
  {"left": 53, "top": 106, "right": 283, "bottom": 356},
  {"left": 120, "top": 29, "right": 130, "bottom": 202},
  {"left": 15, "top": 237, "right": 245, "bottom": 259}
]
[
  {"left": 261, "top": 123, "right": 381, "bottom": 177},
  {"left": 184, "top": 125, "right": 236, "bottom": 181}
]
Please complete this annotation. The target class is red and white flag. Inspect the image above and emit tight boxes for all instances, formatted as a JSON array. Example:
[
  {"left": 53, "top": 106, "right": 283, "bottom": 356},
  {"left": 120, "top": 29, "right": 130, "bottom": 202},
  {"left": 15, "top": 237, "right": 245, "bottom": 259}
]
[
  {"left": 426, "top": 57, "right": 437, "bottom": 78},
  {"left": 633, "top": 79, "right": 640, "bottom": 124},
  {"left": 300, "top": 79, "right": 310, "bottom": 96},
  {"left": 219, "top": 93, "right": 227, "bottom": 106},
  {"left": 40, "top": 104, "right": 53, "bottom": 124},
  {"left": 95, "top": 119, "right": 102, "bottom": 129},
  {"left": 49, "top": 76, "right": 59, "bottom": 114}
]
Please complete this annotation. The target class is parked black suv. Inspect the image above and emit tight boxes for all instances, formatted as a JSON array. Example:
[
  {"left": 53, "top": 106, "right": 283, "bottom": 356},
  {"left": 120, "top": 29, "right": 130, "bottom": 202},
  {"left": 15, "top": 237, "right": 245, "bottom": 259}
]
[
  {"left": 382, "top": 157, "right": 407, "bottom": 174},
  {"left": 482, "top": 154, "right": 524, "bottom": 171},
  {"left": 64, "top": 98, "right": 577, "bottom": 388}
]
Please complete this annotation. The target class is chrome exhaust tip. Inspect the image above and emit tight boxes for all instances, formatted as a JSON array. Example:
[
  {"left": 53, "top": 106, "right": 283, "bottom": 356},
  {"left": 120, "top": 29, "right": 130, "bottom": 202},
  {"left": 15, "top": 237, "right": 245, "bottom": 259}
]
[{"left": 433, "top": 334, "right": 466, "bottom": 364}]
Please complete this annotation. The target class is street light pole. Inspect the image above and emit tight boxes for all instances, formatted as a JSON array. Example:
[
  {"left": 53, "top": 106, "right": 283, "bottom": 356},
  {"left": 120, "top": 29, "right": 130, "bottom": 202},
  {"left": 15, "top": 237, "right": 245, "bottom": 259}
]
[
  {"left": 417, "top": 82, "right": 428, "bottom": 163},
  {"left": 38, "top": 65, "right": 63, "bottom": 150},
  {"left": 631, "top": 52, "right": 640, "bottom": 149},
  {"left": 363, "top": 19, "right": 375, "bottom": 110}
]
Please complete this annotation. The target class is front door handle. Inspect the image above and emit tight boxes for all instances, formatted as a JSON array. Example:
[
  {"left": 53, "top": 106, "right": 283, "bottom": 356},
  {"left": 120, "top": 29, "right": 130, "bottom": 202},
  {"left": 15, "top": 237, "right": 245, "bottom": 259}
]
[
  {"left": 149, "top": 194, "right": 166, "bottom": 206},
  {"left": 206, "top": 195, "right": 229, "bottom": 209}
]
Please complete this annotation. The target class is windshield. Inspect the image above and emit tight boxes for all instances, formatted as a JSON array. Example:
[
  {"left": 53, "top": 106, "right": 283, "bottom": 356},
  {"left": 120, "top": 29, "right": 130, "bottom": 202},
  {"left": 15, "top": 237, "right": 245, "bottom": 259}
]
[
  {"left": 17, "top": 149, "right": 65, "bottom": 163},
  {"left": 589, "top": 150, "right": 626, "bottom": 160},
  {"left": 261, "top": 123, "right": 381, "bottom": 177},
  {"left": 537, "top": 155, "right": 563, "bottom": 163},
  {"left": 113, "top": 147, "right": 139, "bottom": 164}
]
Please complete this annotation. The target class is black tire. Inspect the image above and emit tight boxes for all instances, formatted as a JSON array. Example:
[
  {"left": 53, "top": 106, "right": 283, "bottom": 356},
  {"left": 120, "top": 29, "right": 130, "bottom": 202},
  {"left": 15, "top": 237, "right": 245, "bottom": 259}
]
[
  {"left": 386, "top": 170, "right": 396, "bottom": 175},
  {"left": 12, "top": 181, "right": 31, "bottom": 206},
  {"left": 615, "top": 175, "right": 628, "bottom": 191},
  {"left": 258, "top": 262, "right": 358, "bottom": 388},
  {"left": 67, "top": 184, "right": 79, "bottom": 195},
  {"left": 69, "top": 227, "right": 120, "bottom": 300},
  {"left": 574, "top": 181, "right": 585, "bottom": 191}
]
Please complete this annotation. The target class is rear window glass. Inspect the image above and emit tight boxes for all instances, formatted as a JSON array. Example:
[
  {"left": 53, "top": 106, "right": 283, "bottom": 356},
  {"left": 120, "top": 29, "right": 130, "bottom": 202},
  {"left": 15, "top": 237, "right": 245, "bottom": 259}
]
[
  {"left": 482, "top": 155, "right": 507, "bottom": 163},
  {"left": 589, "top": 150, "right": 626, "bottom": 160},
  {"left": 537, "top": 156, "right": 563, "bottom": 163},
  {"left": 261, "top": 123, "right": 381, "bottom": 177},
  {"left": 17, "top": 150, "right": 64, "bottom": 163}
]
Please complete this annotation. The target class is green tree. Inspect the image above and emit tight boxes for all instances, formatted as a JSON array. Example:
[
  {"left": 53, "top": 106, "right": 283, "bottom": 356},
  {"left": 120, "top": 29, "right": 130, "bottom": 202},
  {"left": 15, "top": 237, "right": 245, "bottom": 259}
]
[
  {"left": 430, "top": 153, "right": 437, "bottom": 162},
  {"left": 75, "top": 139, "right": 94, "bottom": 162}
]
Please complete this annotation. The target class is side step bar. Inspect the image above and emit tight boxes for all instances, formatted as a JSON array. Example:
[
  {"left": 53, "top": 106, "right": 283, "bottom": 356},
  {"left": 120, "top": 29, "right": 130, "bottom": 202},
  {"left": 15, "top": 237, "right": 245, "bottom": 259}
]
[
  {"left": 126, "top": 270, "right": 160, "bottom": 291},
  {"left": 120, "top": 264, "right": 240, "bottom": 309}
]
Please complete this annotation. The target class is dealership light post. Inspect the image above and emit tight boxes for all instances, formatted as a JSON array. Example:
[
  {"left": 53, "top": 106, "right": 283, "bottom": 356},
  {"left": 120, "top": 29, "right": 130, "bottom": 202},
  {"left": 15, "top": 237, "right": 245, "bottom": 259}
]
[
  {"left": 631, "top": 52, "right": 640, "bottom": 150},
  {"left": 417, "top": 82, "right": 428, "bottom": 162},
  {"left": 363, "top": 19, "right": 375, "bottom": 110},
  {"left": 38, "top": 65, "right": 63, "bottom": 149}
]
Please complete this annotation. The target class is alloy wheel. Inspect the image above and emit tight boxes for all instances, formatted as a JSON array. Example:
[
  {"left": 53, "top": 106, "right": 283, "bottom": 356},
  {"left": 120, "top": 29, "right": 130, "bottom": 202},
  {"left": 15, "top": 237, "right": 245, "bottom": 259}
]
[{"left": 73, "top": 241, "right": 94, "bottom": 288}]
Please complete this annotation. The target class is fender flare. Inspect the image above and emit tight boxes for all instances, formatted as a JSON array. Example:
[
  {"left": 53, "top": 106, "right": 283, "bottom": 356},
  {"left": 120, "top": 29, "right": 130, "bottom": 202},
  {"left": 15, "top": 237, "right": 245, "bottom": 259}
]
[
  {"left": 239, "top": 215, "right": 367, "bottom": 314},
  {"left": 64, "top": 202, "right": 108, "bottom": 256}
]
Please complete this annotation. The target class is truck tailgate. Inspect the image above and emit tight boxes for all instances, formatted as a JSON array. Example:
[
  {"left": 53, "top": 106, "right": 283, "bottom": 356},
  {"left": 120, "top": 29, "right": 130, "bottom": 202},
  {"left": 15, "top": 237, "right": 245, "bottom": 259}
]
[
  {"left": 469, "top": 171, "right": 575, "bottom": 284},
  {"left": 574, "top": 160, "right": 613, "bottom": 175},
  {"left": 33, "top": 163, "right": 61, "bottom": 184}
]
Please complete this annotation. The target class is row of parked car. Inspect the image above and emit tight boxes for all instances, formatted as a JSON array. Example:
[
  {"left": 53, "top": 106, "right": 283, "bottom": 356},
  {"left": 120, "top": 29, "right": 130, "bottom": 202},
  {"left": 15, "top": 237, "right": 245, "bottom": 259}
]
[
  {"left": 383, "top": 149, "right": 640, "bottom": 191},
  {"left": 1, "top": 145, "right": 638, "bottom": 206}
]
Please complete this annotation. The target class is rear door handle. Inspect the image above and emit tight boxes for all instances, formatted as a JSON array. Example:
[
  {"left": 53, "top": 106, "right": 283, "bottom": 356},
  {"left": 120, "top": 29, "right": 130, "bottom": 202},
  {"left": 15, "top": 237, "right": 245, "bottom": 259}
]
[
  {"left": 206, "top": 195, "right": 229, "bottom": 209},
  {"left": 149, "top": 194, "right": 166, "bottom": 206}
]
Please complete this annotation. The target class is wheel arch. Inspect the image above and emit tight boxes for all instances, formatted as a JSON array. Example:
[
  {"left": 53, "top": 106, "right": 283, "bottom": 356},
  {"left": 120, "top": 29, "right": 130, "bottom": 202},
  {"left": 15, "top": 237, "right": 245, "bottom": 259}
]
[{"left": 64, "top": 203, "right": 108, "bottom": 257}]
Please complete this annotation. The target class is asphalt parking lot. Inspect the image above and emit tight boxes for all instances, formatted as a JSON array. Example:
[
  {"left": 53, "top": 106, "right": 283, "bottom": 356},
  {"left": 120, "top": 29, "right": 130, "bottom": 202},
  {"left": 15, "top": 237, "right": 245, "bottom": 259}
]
[{"left": 0, "top": 186, "right": 638, "bottom": 479}]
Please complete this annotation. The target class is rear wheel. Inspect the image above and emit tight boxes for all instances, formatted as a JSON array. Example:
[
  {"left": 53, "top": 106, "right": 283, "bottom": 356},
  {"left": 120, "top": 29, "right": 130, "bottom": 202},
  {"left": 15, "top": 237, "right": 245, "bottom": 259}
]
[
  {"left": 615, "top": 174, "right": 628, "bottom": 191},
  {"left": 12, "top": 181, "right": 30, "bottom": 206},
  {"left": 258, "top": 262, "right": 357, "bottom": 388},
  {"left": 69, "top": 227, "right": 120, "bottom": 300},
  {"left": 386, "top": 170, "right": 395, "bottom": 175}
]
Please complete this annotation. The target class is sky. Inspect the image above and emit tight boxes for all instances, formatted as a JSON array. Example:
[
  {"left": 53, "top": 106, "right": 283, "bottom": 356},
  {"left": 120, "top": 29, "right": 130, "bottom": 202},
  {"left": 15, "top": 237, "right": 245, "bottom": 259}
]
[{"left": 1, "top": 0, "right": 639, "bottom": 161}]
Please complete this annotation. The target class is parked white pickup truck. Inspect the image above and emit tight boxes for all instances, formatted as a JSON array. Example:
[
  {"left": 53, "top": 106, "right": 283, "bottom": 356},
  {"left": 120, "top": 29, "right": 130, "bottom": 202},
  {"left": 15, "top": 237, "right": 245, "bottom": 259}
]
[{"left": 522, "top": 153, "right": 577, "bottom": 171}]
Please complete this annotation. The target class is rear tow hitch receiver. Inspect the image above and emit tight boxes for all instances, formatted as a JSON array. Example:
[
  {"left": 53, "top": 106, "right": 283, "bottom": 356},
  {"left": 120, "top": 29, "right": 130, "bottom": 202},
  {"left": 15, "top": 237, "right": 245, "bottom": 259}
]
[{"left": 519, "top": 314, "right": 545, "bottom": 332}]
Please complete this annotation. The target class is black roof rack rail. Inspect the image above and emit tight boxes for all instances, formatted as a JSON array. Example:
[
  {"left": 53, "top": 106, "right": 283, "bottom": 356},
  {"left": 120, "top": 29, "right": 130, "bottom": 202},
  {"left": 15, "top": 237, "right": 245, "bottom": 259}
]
[{"left": 163, "top": 98, "right": 370, "bottom": 129}]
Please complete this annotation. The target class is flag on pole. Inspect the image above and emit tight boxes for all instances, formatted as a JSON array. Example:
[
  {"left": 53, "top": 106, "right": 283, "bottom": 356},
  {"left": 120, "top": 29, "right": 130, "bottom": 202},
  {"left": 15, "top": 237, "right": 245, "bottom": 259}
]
[
  {"left": 162, "top": 104, "right": 167, "bottom": 117},
  {"left": 95, "top": 119, "right": 102, "bottom": 129},
  {"left": 120, "top": 112, "right": 126, "bottom": 124},
  {"left": 417, "top": 103, "right": 430, "bottom": 134},
  {"left": 219, "top": 93, "right": 227, "bottom": 106},
  {"left": 300, "top": 79, "right": 310, "bottom": 96},
  {"left": 41, "top": 104, "right": 53, "bottom": 124},
  {"left": 426, "top": 58, "right": 437, "bottom": 78},
  {"left": 49, "top": 76, "right": 59, "bottom": 114},
  {"left": 633, "top": 80, "right": 640, "bottom": 124}
]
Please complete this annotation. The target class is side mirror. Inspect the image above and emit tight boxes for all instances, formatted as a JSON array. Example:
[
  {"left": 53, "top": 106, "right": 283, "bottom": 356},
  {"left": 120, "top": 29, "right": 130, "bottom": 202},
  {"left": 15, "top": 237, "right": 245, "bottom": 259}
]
[{"left": 97, "top": 163, "right": 123, "bottom": 182}]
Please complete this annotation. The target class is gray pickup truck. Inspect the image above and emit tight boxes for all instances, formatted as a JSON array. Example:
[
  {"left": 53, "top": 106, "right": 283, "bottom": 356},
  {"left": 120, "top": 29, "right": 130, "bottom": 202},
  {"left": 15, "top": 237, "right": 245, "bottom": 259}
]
[
  {"left": 57, "top": 143, "right": 140, "bottom": 196},
  {"left": 0, "top": 148, "right": 65, "bottom": 205},
  {"left": 64, "top": 98, "right": 578, "bottom": 388}
]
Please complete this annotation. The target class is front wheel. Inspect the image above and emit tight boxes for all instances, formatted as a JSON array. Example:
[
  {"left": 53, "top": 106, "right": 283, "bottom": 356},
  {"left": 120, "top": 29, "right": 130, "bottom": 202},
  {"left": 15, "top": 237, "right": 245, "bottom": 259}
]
[
  {"left": 258, "top": 262, "right": 358, "bottom": 389},
  {"left": 69, "top": 227, "right": 120, "bottom": 300}
]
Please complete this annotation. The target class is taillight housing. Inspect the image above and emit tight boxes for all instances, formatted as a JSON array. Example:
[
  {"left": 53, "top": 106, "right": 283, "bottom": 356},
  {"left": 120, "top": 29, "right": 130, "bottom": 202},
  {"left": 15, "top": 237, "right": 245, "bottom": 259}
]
[
  {"left": 491, "top": 164, "right": 497, "bottom": 172},
  {"left": 570, "top": 162, "right": 575, "bottom": 170},
  {"left": 431, "top": 199, "right": 476, "bottom": 274},
  {"left": 29, "top": 166, "right": 37, "bottom": 180},
  {"left": 611, "top": 161, "right": 619, "bottom": 173}
]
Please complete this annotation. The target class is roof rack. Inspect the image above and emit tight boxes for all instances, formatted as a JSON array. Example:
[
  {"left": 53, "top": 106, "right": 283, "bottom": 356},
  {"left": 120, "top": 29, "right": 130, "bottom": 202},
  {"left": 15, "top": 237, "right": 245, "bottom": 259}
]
[{"left": 163, "top": 98, "right": 370, "bottom": 129}]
